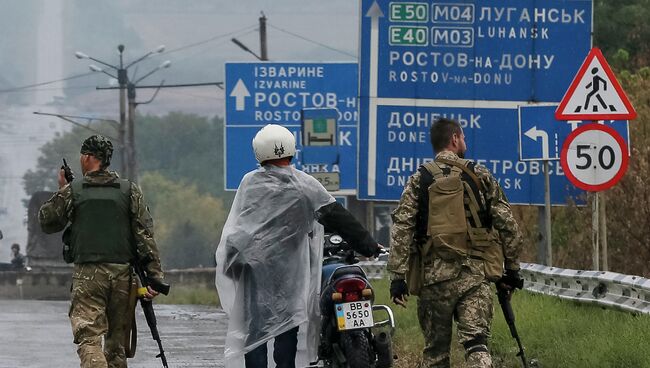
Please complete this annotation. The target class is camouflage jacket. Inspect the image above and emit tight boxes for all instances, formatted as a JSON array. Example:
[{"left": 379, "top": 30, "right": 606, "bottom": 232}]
[
  {"left": 38, "top": 170, "right": 164, "bottom": 280},
  {"left": 387, "top": 151, "right": 522, "bottom": 284}
]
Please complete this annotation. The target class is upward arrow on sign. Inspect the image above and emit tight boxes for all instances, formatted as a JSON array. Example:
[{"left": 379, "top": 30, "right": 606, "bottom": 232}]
[
  {"left": 555, "top": 48, "right": 637, "bottom": 121},
  {"left": 230, "top": 79, "right": 251, "bottom": 111},
  {"left": 365, "top": 0, "right": 383, "bottom": 196}
]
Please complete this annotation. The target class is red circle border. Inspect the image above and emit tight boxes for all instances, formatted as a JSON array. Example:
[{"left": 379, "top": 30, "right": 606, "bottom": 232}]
[{"left": 560, "top": 123, "right": 629, "bottom": 192}]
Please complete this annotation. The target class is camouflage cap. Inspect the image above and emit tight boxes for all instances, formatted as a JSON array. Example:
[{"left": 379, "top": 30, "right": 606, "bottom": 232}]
[{"left": 80, "top": 135, "right": 113, "bottom": 167}]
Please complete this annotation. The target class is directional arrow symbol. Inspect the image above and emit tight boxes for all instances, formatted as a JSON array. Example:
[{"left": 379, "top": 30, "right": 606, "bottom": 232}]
[
  {"left": 366, "top": 1, "right": 383, "bottom": 98},
  {"left": 230, "top": 79, "right": 250, "bottom": 111},
  {"left": 525, "top": 126, "right": 550, "bottom": 159},
  {"left": 366, "top": 0, "right": 383, "bottom": 196}
]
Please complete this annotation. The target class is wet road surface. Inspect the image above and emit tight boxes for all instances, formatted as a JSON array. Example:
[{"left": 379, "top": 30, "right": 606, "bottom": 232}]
[{"left": 0, "top": 300, "right": 227, "bottom": 368}]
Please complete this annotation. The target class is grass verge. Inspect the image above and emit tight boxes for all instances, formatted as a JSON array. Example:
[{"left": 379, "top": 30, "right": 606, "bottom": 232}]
[
  {"left": 154, "top": 279, "right": 650, "bottom": 367},
  {"left": 371, "top": 278, "right": 650, "bottom": 368},
  {"left": 156, "top": 285, "right": 220, "bottom": 306}
]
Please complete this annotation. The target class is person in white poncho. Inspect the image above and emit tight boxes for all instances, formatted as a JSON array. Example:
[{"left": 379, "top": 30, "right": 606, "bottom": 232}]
[{"left": 215, "top": 124, "right": 382, "bottom": 368}]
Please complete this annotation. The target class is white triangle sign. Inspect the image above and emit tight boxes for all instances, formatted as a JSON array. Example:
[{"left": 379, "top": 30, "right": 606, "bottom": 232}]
[{"left": 555, "top": 48, "right": 637, "bottom": 121}]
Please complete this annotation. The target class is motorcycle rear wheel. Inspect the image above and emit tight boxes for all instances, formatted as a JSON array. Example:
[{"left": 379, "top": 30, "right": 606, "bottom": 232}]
[{"left": 340, "top": 330, "right": 374, "bottom": 368}]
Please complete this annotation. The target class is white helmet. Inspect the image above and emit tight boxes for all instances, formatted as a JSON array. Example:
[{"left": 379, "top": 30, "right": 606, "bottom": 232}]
[{"left": 252, "top": 124, "right": 296, "bottom": 163}]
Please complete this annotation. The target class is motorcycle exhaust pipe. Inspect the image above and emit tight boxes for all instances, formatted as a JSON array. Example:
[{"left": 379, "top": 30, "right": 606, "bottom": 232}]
[{"left": 374, "top": 331, "right": 393, "bottom": 368}]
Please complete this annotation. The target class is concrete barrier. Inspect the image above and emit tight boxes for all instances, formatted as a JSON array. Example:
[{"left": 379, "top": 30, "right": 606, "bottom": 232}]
[
  {"left": 0, "top": 262, "right": 387, "bottom": 300},
  {"left": 0, "top": 269, "right": 71, "bottom": 300},
  {"left": 0, "top": 267, "right": 218, "bottom": 300}
]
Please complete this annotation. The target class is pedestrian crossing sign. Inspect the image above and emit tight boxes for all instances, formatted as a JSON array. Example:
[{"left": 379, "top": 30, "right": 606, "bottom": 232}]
[{"left": 555, "top": 48, "right": 637, "bottom": 121}]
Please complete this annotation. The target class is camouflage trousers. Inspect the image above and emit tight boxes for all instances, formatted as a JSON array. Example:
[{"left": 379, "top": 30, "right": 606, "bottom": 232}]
[
  {"left": 69, "top": 263, "right": 133, "bottom": 368},
  {"left": 417, "top": 268, "right": 493, "bottom": 368}
]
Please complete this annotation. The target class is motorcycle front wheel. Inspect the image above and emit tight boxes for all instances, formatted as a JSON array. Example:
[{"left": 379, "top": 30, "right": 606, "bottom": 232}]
[{"left": 340, "top": 330, "right": 374, "bottom": 368}]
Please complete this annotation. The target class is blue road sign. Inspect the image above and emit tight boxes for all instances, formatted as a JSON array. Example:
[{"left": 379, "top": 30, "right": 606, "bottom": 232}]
[
  {"left": 358, "top": 104, "right": 586, "bottom": 205},
  {"left": 358, "top": 0, "right": 593, "bottom": 202},
  {"left": 225, "top": 62, "right": 358, "bottom": 191},
  {"left": 518, "top": 104, "right": 630, "bottom": 161}
]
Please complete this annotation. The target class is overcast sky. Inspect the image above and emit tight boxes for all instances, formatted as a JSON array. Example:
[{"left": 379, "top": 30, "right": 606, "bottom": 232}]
[
  {"left": 0, "top": 0, "right": 360, "bottom": 116},
  {"left": 1, "top": 1, "right": 365, "bottom": 260}
]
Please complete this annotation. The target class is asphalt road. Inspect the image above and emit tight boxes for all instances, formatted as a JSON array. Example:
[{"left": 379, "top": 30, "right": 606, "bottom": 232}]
[{"left": 0, "top": 300, "right": 227, "bottom": 368}]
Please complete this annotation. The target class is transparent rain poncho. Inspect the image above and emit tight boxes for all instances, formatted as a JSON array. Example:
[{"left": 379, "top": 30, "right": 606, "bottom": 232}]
[{"left": 215, "top": 165, "right": 335, "bottom": 367}]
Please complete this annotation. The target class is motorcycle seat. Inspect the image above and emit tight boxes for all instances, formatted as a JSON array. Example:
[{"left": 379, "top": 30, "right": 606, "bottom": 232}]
[{"left": 329, "top": 265, "right": 366, "bottom": 283}]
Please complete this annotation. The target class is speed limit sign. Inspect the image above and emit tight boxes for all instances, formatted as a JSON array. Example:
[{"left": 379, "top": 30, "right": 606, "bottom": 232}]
[{"left": 561, "top": 123, "right": 629, "bottom": 192}]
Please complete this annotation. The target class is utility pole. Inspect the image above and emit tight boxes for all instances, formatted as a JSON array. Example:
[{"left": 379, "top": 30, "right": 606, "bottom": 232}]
[
  {"left": 97, "top": 81, "right": 224, "bottom": 182},
  {"left": 127, "top": 82, "right": 137, "bottom": 182},
  {"left": 76, "top": 44, "right": 167, "bottom": 181},
  {"left": 259, "top": 12, "right": 268, "bottom": 61},
  {"left": 117, "top": 45, "right": 128, "bottom": 178},
  {"left": 232, "top": 12, "right": 269, "bottom": 61}
]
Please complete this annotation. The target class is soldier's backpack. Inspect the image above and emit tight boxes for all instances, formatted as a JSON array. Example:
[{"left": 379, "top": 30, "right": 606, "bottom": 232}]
[{"left": 415, "top": 158, "right": 504, "bottom": 283}]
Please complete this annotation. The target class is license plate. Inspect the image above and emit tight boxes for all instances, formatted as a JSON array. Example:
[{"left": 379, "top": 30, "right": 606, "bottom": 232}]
[{"left": 335, "top": 301, "right": 374, "bottom": 331}]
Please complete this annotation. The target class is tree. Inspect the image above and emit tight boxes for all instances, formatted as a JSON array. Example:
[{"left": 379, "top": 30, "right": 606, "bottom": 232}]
[
  {"left": 24, "top": 112, "right": 232, "bottom": 268},
  {"left": 594, "top": 0, "right": 650, "bottom": 70},
  {"left": 135, "top": 112, "right": 231, "bottom": 199},
  {"left": 139, "top": 172, "right": 226, "bottom": 269},
  {"left": 23, "top": 123, "right": 116, "bottom": 195},
  {"left": 24, "top": 112, "right": 232, "bottom": 200},
  {"left": 604, "top": 69, "right": 650, "bottom": 276}
]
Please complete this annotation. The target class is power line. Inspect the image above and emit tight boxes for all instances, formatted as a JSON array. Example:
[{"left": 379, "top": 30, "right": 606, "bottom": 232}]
[
  {"left": 0, "top": 72, "right": 95, "bottom": 94},
  {"left": 162, "top": 90, "right": 225, "bottom": 100},
  {"left": 170, "top": 29, "right": 258, "bottom": 64},
  {"left": 0, "top": 86, "right": 98, "bottom": 93},
  {"left": 268, "top": 23, "right": 357, "bottom": 59},
  {"left": 162, "top": 24, "right": 259, "bottom": 55},
  {"left": 0, "top": 26, "right": 257, "bottom": 96}
]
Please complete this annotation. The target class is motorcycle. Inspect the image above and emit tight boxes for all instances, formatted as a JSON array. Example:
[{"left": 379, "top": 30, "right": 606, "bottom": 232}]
[{"left": 314, "top": 233, "right": 395, "bottom": 368}]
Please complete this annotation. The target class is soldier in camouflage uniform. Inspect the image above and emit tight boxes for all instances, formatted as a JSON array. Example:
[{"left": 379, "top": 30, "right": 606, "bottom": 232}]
[
  {"left": 387, "top": 118, "right": 523, "bottom": 368},
  {"left": 38, "top": 135, "right": 165, "bottom": 368}
]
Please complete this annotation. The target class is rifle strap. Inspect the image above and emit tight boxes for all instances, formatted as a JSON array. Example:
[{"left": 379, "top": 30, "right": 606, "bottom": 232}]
[
  {"left": 124, "top": 272, "right": 139, "bottom": 358},
  {"left": 415, "top": 164, "right": 434, "bottom": 244},
  {"left": 436, "top": 157, "right": 485, "bottom": 193}
]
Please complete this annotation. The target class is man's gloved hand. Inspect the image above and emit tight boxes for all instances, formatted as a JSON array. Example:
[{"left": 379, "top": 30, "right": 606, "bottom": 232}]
[
  {"left": 497, "top": 268, "right": 524, "bottom": 292},
  {"left": 374, "top": 243, "right": 386, "bottom": 257},
  {"left": 390, "top": 279, "right": 409, "bottom": 308}
]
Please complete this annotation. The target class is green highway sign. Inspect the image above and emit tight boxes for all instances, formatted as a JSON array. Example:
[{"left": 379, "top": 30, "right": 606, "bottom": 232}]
[
  {"left": 388, "top": 26, "right": 428, "bottom": 46},
  {"left": 389, "top": 2, "right": 428, "bottom": 22}
]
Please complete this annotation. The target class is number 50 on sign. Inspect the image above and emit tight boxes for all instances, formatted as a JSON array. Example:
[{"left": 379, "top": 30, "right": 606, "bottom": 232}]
[{"left": 561, "top": 124, "right": 629, "bottom": 192}]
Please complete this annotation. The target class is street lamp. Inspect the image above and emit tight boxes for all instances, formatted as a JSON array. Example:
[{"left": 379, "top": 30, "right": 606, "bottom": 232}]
[
  {"left": 133, "top": 60, "right": 172, "bottom": 85},
  {"left": 75, "top": 44, "right": 168, "bottom": 181},
  {"left": 231, "top": 38, "right": 263, "bottom": 61},
  {"left": 231, "top": 12, "right": 268, "bottom": 61}
]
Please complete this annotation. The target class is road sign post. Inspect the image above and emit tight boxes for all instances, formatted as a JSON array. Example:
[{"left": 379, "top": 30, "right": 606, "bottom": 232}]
[
  {"left": 555, "top": 47, "right": 637, "bottom": 271},
  {"left": 559, "top": 47, "right": 637, "bottom": 271},
  {"left": 561, "top": 123, "right": 629, "bottom": 270},
  {"left": 519, "top": 104, "right": 629, "bottom": 265},
  {"left": 519, "top": 104, "right": 629, "bottom": 266},
  {"left": 543, "top": 160, "right": 553, "bottom": 266}
]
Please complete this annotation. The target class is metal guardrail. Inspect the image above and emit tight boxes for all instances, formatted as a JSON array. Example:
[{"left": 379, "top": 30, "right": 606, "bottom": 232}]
[
  {"left": 520, "top": 262, "right": 650, "bottom": 314},
  {"left": 359, "top": 260, "right": 650, "bottom": 314},
  {"left": 358, "top": 260, "right": 388, "bottom": 280}
]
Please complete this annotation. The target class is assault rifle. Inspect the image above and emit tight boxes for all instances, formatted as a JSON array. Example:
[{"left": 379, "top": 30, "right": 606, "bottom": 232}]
[
  {"left": 134, "top": 263, "right": 171, "bottom": 368},
  {"left": 497, "top": 278, "right": 529, "bottom": 368},
  {"left": 61, "top": 158, "right": 74, "bottom": 183}
]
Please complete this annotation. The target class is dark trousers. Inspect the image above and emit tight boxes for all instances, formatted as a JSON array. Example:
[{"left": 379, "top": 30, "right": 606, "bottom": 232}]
[{"left": 245, "top": 326, "right": 299, "bottom": 368}]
